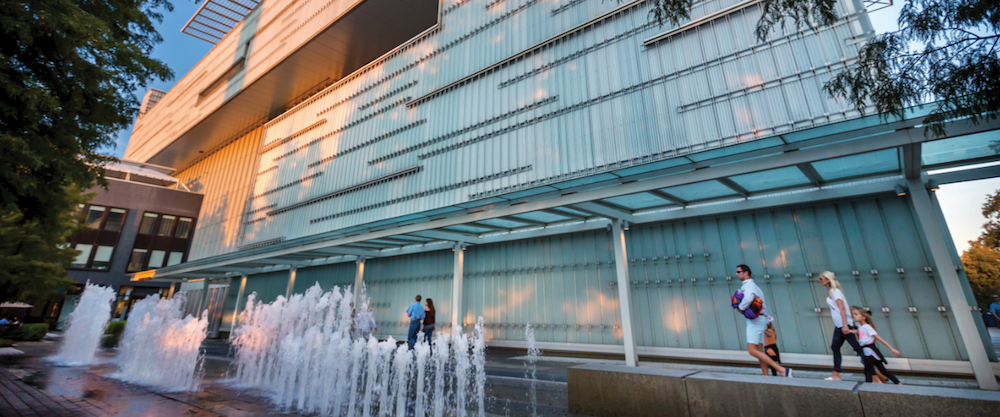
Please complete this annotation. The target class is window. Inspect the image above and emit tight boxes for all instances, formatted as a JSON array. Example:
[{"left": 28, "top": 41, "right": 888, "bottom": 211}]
[
  {"left": 104, "top": 208, "right": 127, "bottom": 232},
  {"left": 84, "top": 206, "right": 106, "bottom": 229},
  {"left": 91, "top": 246, "right": 114, "bottom": 270},
  {"left": 175, "top": 217, "right": 193, "bottom": 239},
  {"left": 72, "top": 244, "right": 93, "bottom": 268},
  {"left": 139, "top": 213, "right": 158, "bottom": 234},
  {"left": 167, "top": 252, "right": 184, "bottom": 266},
  {"left": 127, "top": 249, "right": 148, "bottom": 272},
  {"left": 148, "top": 250, "right": 166, "bottom": 268},
  {"left": 157, "top": 215, "right": 176, "bottom": 236}
]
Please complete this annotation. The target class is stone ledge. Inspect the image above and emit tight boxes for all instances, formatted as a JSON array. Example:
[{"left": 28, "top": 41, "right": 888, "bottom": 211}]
[
  {"left": 857, "top": 383, "right": 1000, "bottom": 417},
  {"left": 568, "top": 364, "right": 696, "bottom": 417},
  {"left": 684, "top": 371, "right": 863, "bottom": 417}
]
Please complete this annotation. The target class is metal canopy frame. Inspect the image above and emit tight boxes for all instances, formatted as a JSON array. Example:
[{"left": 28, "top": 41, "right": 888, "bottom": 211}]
[
  {"left": 181, "top": 0, "right": 261, "bottom": 44},
  {"left": 134, "top": 112, "right": 1000, "bottom": 282}
]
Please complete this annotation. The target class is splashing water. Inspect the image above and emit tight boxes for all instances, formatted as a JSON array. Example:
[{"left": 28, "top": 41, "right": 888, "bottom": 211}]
[
  {"left": 228, "top": 283, "right": 487, "bottom": 416},
  {"left": 113, "top": 293, "right": 208, "bottom": 391},
  {"left": 52, "top": 282, "right": 116, "bottom": 365},
  {"left": 524, "top": 323, "right": 542, "bottom": 417}
]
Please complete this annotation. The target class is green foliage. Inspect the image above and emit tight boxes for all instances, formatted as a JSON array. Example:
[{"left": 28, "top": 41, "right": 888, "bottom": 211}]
[
  {"left": 824, "top": 0, "right": 1000, "bottom": 137},
  {"left": 0, "top": 339, "right": 13, "bottom": 348},
  {"left": 979, "top": 189, "right": 1000, "bottom": 250},
  {"left": 11, "top": 323, "right": 49, "bottom": 342},
  {"left": 105, "top": 320, "right": 127, "bottom": 335},
  {"left": 962, "top": 242, "right": 1000, "bottom": 306},
  {"left": 0, "top": 0, "right": 174, "bottom": 302},
  {"left": 101, "top": 333, "right": 121, "bottom": 348}
]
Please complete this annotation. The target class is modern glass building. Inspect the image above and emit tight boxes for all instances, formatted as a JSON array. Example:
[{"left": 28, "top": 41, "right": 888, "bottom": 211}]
[{"left": 127, "top": 0, "right": 1000, "bottom": 389}]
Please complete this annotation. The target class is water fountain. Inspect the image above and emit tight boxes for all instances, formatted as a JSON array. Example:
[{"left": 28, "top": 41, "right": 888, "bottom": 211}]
[
  {"left": 228, "top": 283, "right": 487, "bottom": 416},
  {"left": 113, "top": 293, "right": 209, "bottom": 391},
  {"left": 524, "top": 323, "right": 542, "bottom": 417},
  {"left": 52, "top": 282, "right": 116, "bottom": 365}
]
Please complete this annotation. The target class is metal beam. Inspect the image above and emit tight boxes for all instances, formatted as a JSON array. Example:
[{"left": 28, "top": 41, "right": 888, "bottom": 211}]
[
  {"left": 796, "top": 163, "right": 825, "bottom": 186},
  {"left": 907, "top": 178, "right": 998, "bottom": 390},
  {"left": 542, "top": 208, "right": 587, "bottom": 220},
  {"left": 902, "top": 143, "right": 923, "bottom": 179},
  {"left": 303, "top": 247, "right": 383, "bottom": 258},
  {"left": 466, "top": 221, "right": 510, "bottom": 231},
  {"left": 501, "top": 215, "right": 546, "bottom": 226},
  {"left": 648, "top": 190, "right": 687, "bottom": 205},
  {"left": 198, "top": 278, "right": 211, "bottom": 319},
  {"left": 452, "top": 243, "right": 465, "bottom": 329},
  {"left": 716, "top": 178, "right": 749, "bottom": 196},
  {"left": 611, "top": 219, "right": 638, "bottom": 367},
  {"left": 571, "top": 201, "right": 635, "bottom": 222},
  {"left": 408, "top": 230, "right": 481, "bottom": 244},
  {"left": 932, "top": 164, "right": 1000, "bottom": 184}
]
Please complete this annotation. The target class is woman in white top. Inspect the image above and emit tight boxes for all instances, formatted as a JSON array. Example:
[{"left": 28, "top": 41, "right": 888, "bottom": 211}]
[
  {"left": 736, "top": 264, "right": 791, "bottom": 377},
  {"left": 818, "top": 271, "right": 866, "bottom": 381}
]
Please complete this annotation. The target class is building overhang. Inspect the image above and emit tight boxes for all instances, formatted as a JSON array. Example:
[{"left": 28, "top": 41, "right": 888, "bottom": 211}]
[
  {"left": 134, "top": 106, "right": 1000, "bottom": 282},
  {"left": 145, "top": 0, "right": 439, "bottom": 170}
]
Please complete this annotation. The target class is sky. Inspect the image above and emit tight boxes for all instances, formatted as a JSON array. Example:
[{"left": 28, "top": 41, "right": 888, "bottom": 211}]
[{"left": 102, "top": 0, "right": 998, "bottom": 253}]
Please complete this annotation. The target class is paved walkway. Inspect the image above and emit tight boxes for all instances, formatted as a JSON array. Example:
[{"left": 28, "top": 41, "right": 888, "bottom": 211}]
[{"left": 0, "top": 367, "right": 114, "bottom": 417}]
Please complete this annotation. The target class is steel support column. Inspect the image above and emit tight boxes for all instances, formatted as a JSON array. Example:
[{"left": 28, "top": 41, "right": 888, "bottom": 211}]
[
  {"left": 611, "top": 219, "right": 638, "bottom": 367},
  {"left": 907, "top": 178, "right": 998, "bottom": 390},
  {"left": 451, "top": 242, "right": 465, "bottom": 330},
  {"left": 166, "top": 283, "right": 176, "bottom": 299},
  {"left": 286, "top": 267, "right": 297, "bottom": 299},
  {"left": 231, "top": 275, "right": 247, "bottom": 330},
  {"left": 353, "top": 257, "right": 366, "bottom": 309},
  {"left": 198, "top": 279, "right": 211, "bottom": 319}
]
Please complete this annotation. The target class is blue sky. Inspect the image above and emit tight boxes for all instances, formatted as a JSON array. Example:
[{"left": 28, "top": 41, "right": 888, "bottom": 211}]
[{"left": 104, "top": 1, "right": 998, "bottom": 253}]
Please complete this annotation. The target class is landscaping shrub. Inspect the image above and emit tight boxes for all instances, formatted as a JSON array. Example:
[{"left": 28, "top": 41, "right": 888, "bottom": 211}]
[
  {"left": 0, "top": 339, "right": 13, "bottom": 348},
  {"left": 11, "top": 323, "right": 49, "bottom": 341},
  {"left": 101, "top": 333, "right": 121, "bottom": 348},
  {"left": 105, "top": 320, "right": 127, "bottom": 335}
]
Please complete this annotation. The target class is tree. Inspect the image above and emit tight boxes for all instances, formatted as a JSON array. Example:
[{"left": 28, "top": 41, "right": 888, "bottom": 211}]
[
  {"left": 0, "top": 0, "right": 174, "bottom": 300},
  {"left": 979, "top": 189, "right": 1000, "bottom": 250},
  {"left": 648, "top": 0, "right": 999, "bottom": 137},
  {"left": 962, "top": 242, "right": 1000, "bottom": 306}
]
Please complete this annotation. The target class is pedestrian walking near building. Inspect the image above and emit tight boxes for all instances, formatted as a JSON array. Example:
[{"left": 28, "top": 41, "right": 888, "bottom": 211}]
[
  {"left": 357, "top": 305, "right": 377, "bottom": 339},
  {"left": 734, "top": 264, "right": 791, "bottom": 377},
  {"left": 818, "top": 271, "right": 866, "bottom": 381},
  {"left": 990, "top": 294, "right": 1000, "bottom": 327},
  {"left": 764, "top": 317, "right": 781, "bottom": 376},
  {"left": 422, "top": 298, "right": 436, "bottom": 345},
  {"left": 848, "top": 306, "right": 902, "bottom": 384},
  {"left": 406, "top": 295, "right": 425, "bottom": 349}
]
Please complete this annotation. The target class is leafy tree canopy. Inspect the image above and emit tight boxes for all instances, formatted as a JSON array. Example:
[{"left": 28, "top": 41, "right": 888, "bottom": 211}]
[
  {"left": 962, "top": 242, "right": 1000, "bottom": 306},
  {"left": 978, "top": 188, "right": 1000, "bottom": 250},
  {"left": 0, "top": 0, "right": 174, "bottom": 300},
  {"left": 649, "top": 0, "right": 999, "bottom": 137}
]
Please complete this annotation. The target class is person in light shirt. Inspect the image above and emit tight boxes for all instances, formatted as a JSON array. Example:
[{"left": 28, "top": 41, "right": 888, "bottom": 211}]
[
  {"left": 818, "top": 271, "right": 866, "bottom": 381},
  {"left": 735, "top": 264, "right": 791, "bottom": 377},
  {"left": 405, "top": 295, "right": 426, "bottom": 349}
]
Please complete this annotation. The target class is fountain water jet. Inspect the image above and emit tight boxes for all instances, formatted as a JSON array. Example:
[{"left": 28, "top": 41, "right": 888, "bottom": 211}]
[
  {"left": 52, "top": 282, "right": 116, "bottom": 365},
  {"left": 113, "top": 293, "right": 208, "bottom": 391},
  {"left": 524, "top": 323, "right": 542, "bottom": 417},
  {"left": 228, "top": 283, "right": 487, "bottom": 416}
]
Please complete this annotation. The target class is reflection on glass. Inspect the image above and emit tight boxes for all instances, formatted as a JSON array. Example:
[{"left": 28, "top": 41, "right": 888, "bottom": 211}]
[
  {"left": 127, "top": 249, "right": 148, "bottom": 272},
  {"left": 148, "top": 250, "right": 166, "bottom": 268},
  {"left": 85, "top": 206, "right": 106, "bottom": 229},
  {"left": 139, "top": 213, "right": 158, "bottom": 234},
  {"left": 72, "top": 244, "right": 93, "bottom": 268},
  {"left": 92, "top": 246, "right": 114, "bottom": 270},
  {"left": 175, "top": 218, "right": 193, "bottom": 239},
  {"left": 105, "top": 208, "right": 127, "bottom": 232},
  {"left": 167, "top": 252, "right": 184, "bottom": 266},
  {"left": 158, "top": 215, "right": 176, "bottom": 236}
]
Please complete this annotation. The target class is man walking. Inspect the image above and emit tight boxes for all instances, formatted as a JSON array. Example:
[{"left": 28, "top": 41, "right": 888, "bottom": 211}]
[
  {"left": 735, "top": 264, "right": 791, "bottom": 377},
  {"left": 406, "top": 295, "right": 426, "bottom": 349}
]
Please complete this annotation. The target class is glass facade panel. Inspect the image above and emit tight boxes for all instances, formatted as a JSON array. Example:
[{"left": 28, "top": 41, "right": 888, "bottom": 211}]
[
  {"left": 476, "top": 218, "right": 532, "bottom": 229},
  {"left": 175, "top": 217, "right": 193, "bottom": 238},
  {"left": 442, "top": 224, "right": 493, "bottom": 233},
  {"left": 127, "top": 249, "right": 147, "bottom": 272},
  {"left": 105, "top": 208, "right": 127, "bottom": 232},
  {"left": 509, "top": 211, "right": 572, "bottom": 223},
  {"left": 139, "top": 213, "right": 158, "bottom": 234},
  {"left": 921, "top": 131, "right": 1000, "bottom": 166},
  {"left": 148, "top": 250, "right": 166, "bottom": 268},
  {"left": 662, "top": 180, "right": 738, "bottom": 202},
  {"left": 602, "top": 193, "right": 673, "bottom": 209},
  {"left": 167, "top": 252, "right": 184, "bottom": 266},
  {"left": 72, "top": 244, "right": 93, "bottom": 268},
  {"left": 158, "top": 215, "right": 176, "bottom": 236},
  {"left": 85, "top": 206, "right": 105, "bottom": 229},
  {"left": 811, "top": 149, "right": 899, "bottom": 180},
  {"left": 728, "top": 166, "right": 810, "bottom": 192},
  {"left": 92, "top": 246, "right": 114, "bottom": 270}
]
